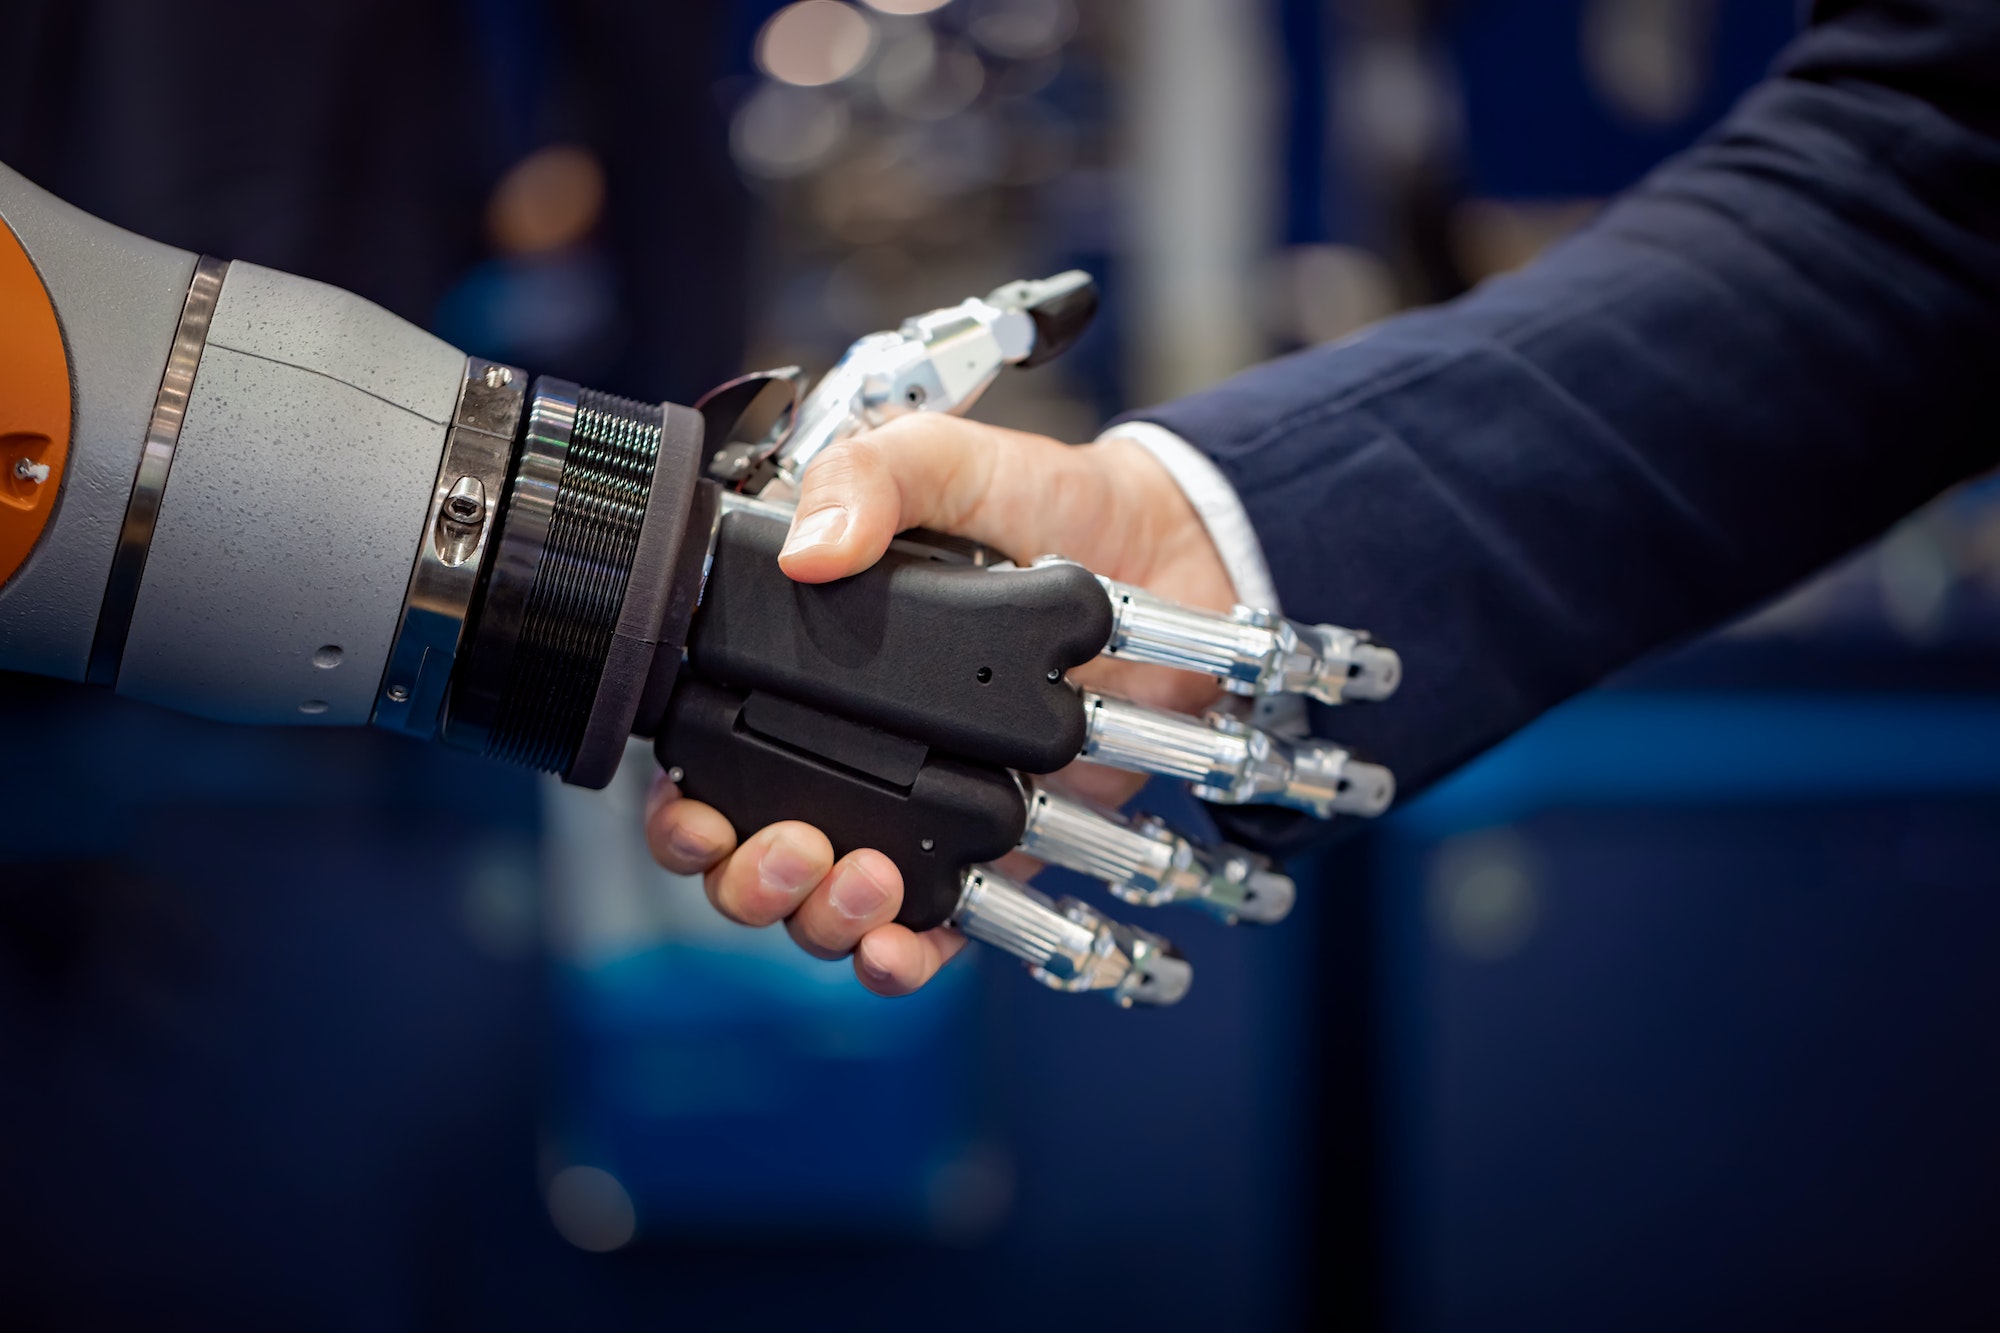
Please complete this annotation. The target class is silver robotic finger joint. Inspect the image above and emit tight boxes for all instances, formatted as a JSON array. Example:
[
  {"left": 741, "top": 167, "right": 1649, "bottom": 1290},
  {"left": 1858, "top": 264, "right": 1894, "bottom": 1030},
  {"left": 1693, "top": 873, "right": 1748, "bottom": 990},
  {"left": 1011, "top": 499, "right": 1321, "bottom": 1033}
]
[
  {"left": 1017, "top": 781, "right": 1296, "bottom": 925},
  {"left": 952, "top": 866, "right": 1191, "bottom": 1007},
  {"left": 1079, "top": 693, "right": 1395, "bottom": 819},
  {"left": 1095, "top": 576, "right": 1402, "bottom": 705},
  {"left": 766, "top": 273, "right": 1094, "bottom": 488}
]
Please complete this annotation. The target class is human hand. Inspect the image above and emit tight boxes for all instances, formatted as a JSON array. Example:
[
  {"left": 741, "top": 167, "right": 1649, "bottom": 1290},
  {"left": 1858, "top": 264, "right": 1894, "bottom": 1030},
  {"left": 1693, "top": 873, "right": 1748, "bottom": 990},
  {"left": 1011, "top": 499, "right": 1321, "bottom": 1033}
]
[{"left": 644, "top": 414, "right": 1237, "bottom": 995}]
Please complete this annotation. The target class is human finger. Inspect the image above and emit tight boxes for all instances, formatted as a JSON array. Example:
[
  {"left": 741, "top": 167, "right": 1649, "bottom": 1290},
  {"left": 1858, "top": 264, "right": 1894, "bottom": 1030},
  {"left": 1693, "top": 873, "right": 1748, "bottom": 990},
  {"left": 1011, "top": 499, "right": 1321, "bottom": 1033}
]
[
  {"left": 784, "top": 848, "right": 905, "bottom": 960},
  {"left": 702, "top": 820, "right": 836, "bottom": 927},
  {"left": 643, "top": 772, "right": 739, "bottom": 876},
  {"left": 852, "top": 923, "right": 970, "bottom": 997},
  {"left": 776, "top": 415, "right": 1099, "bottom": 583}
]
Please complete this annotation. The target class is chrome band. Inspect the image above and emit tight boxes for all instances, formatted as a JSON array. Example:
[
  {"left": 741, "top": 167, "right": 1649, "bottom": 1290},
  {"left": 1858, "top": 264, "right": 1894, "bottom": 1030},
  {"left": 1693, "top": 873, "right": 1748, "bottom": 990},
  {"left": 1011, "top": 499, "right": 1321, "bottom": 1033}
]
[
  {"left": 372, "top": 357, "right": 527, "bottom": 738},
  {"left": 1079, "top": 692, "right": 1396, "bottom": 818},
  {"left": 1020, "top": 781, "right": 1178, "bottom": 894},
  {"left": 1096, "top": 575, "right": 1274, "bottom": 691},
  {"left": 86, "top": 255, "right": 228, "bottom": 687},
  {"left": 954, "top": 868, "right": 1191, "bottom": 1007},
  {"left": 1081, "top": 692, "right": 1242, "bottom": 789},
  {"left": 1017, "top": 781, "right": 1296, "bottom": 924},
  {"left": 954, "top": 868, "right": 1089, "bottom": 976},
  {"left": 1092, "top": 570, "right": 1403, "bottom": 705}
]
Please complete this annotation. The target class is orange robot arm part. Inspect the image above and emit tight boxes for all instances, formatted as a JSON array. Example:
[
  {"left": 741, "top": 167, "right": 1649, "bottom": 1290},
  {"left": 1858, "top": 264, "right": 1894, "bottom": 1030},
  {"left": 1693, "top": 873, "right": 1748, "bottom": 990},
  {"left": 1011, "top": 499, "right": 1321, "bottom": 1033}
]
[{"left": 0, "top": 215, "right": 71, "bottom": 587}]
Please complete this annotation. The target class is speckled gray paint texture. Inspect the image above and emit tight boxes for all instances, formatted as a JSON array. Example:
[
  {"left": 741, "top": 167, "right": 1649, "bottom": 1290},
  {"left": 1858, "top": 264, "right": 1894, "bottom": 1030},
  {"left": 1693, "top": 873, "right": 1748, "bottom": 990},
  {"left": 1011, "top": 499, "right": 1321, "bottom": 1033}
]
[
  {"left": 118, "top": 263, "right": 461, "bottom": 725},
  {"left": 0, "top": 161, "right": 197, "bottom": 679}
]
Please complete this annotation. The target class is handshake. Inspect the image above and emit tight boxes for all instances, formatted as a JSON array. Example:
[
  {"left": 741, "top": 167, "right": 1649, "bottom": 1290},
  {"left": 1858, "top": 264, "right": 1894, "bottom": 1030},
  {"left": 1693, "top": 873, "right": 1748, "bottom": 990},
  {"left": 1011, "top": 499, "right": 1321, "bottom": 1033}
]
[{"left": 643, "top": 276, "right": 1401, "bottom": 1007}]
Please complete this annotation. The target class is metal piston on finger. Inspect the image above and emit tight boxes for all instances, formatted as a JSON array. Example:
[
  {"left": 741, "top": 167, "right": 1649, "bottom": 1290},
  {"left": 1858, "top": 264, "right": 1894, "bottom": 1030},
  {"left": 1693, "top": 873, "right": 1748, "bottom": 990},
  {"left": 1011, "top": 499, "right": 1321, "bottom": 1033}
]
[
  {"left": 1017, "top": 780, "right": 1296, "bottom": 925},
  {"left": 1077, "top": 692, "right": 1396, "bottom": 819}
]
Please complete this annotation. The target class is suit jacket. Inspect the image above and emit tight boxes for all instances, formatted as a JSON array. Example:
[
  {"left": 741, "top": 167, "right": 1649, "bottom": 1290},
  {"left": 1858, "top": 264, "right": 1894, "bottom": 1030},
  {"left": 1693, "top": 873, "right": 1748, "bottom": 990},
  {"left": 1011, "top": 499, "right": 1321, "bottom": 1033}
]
[{"left": 1138, "top": 0, "right": 2000, "bottom": 810}]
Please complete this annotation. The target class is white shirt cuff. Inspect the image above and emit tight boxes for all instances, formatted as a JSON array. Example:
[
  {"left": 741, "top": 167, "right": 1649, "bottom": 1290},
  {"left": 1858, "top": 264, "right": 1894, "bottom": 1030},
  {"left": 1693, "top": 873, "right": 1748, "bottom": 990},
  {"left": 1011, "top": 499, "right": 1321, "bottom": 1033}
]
[{"left": 1094, "top": 420, "right": 1282, "bottom": 614}]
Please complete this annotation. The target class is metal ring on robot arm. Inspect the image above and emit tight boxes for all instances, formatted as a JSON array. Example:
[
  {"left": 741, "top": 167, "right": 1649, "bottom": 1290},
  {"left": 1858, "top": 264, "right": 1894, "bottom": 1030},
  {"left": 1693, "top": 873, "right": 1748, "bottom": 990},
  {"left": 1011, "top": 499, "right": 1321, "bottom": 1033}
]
[
  {"left": 0, "top": 158, "right": 709, "bottom": 790},
  {"left": 0, "top": 159, "right": 467, "bottom": 724}
]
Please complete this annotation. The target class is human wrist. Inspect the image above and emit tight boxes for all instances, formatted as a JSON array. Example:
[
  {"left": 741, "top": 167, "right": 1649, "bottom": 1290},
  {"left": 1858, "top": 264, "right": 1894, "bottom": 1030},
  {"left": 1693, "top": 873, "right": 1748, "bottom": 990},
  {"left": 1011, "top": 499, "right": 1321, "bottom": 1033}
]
[
  {"left": 1082, "top": 432, "right": 1238, "bottom": 612},
  {"left": 1091, "top": 423, "right": 1279, "bottom": 614}
]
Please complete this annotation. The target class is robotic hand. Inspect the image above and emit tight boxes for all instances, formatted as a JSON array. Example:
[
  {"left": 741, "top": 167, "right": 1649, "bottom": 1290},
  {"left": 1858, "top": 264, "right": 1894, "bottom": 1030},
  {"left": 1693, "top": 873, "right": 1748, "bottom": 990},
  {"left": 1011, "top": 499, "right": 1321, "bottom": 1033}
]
[
  {"left": 0, "top": 161, "right": 1398, "bottom": 1007},
  {"left": 659, "top": 276, "right": 1402, "bottom": 1006}
]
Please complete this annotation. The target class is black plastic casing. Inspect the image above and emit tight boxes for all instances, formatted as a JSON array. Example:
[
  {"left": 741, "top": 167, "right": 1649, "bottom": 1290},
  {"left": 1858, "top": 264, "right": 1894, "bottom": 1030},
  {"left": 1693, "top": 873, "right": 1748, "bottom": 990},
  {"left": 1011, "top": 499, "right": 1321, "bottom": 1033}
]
[
  {"left": 658, "top": 679, "right": 1028, "bottom": 930},
  {"left": 682, "top": 506, "right": 1111, "bottom": 774}
]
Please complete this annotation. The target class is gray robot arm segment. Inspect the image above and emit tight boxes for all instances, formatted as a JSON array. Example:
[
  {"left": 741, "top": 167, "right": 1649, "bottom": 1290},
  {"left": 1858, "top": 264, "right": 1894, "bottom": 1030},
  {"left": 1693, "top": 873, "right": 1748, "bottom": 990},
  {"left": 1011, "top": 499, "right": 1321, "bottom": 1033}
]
[
  {"left": 0, "top": 160, "right": 196, "bottom": 681},
  {"left": 0, "top": 161, "right": 463, "bottom": 726},
  {"left": 113, "top": 262, "right": 461, "bottom": 726}
]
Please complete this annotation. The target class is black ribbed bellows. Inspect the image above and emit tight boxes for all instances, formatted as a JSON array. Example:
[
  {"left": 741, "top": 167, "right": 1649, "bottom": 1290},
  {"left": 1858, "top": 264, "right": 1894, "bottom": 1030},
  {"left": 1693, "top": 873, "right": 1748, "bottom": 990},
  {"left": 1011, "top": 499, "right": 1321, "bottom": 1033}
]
[{"left": 485, "top": 389, "right": 663, "bottom": 773}]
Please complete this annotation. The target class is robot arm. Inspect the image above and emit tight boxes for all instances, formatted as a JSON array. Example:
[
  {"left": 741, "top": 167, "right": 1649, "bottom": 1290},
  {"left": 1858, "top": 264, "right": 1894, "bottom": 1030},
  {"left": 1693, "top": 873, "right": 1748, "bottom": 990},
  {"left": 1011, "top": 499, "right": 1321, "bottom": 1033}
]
[
  {"left": 0, "top": 159, "right": 1403, "bottom": 1007},
  {"left": 0, "top": 159, "right": 478, "bottom": 729},
  {"left": 0, "top": 158, "right": 700, "bottom": 782}
]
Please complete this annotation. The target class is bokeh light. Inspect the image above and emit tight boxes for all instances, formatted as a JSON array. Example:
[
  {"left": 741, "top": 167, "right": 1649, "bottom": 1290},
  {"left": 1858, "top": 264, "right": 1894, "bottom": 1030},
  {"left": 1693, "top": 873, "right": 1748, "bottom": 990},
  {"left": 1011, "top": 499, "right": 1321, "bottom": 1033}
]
[
  {"left": 877, "top": 35, "right": 984, "bottom": 120},
  {"left": 892, "top": 114, "right": 1005, "bottom": 196},
  {"left": 968, "top": 0, "right": 1075, "bottom": 60},
  {"left": 732, "top": 84, "right": 853, "bottom": 179},
  {"left": 1427, "top": 830, "right": 1542, "bottom": 962},
  {"left": 806, "top": 147, "right": 936, "bottom": 244},
  {"left": 1583, "top": 0, "right": 1710, "bottom": 127},
  {"left": 757, "top": 0, "right": 877, "bottom": 88},
  {"left": 546, "top": 1165, "right": 638, "bottom": 1252},
  {"left": 485, "top": 145, "right": 605, "bottom": 254},
  {"left": 1268, "top": 244, "right": 1397, "bottom": 348},
  {"left": 862, "top": 0, "right": 954, "bottom": 15}
]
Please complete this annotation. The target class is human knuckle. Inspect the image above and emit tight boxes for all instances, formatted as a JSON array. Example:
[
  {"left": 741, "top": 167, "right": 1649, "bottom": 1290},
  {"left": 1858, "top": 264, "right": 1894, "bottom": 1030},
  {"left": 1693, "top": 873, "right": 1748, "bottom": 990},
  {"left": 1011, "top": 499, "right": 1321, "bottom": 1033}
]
[{"left": 786, "top": 914, "right": 850, "bottom": 961}]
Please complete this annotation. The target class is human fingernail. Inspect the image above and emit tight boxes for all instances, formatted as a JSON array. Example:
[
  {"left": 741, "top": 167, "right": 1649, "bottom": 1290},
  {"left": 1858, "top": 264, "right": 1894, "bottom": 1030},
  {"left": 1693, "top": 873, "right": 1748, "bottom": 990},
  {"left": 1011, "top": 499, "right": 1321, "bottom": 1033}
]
[
  {"left": 829, "top": 862, "right": 893, "bottom": 921},
  {"left": 780, "top": 505, "right": 848, "bottom": 559},
  {"left": 856, "top": 939, "right": 896, "bottom": 985},
  {"left": 668, "top": 825, "right": 717, "bottom": 863},
  {"left": 759, "top": 834, "right": 822, "bottom": 898}
]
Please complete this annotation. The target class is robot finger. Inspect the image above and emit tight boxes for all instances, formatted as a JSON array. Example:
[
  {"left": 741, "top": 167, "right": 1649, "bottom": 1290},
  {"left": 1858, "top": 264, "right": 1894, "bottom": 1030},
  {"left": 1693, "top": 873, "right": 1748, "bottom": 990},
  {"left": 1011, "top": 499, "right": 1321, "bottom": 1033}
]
[
  {"left": 1016, "top": 780, "right": 1296, "bottom": 925},
  {"left": 1065, "top": 563, "right": 1401, "bottom": 704},
  {"left": 951, "top": 865, "right": 1192, "bottom": 1007},
  {"left": 1078, "top": 691, "right": 1396, "bottom": 819}
]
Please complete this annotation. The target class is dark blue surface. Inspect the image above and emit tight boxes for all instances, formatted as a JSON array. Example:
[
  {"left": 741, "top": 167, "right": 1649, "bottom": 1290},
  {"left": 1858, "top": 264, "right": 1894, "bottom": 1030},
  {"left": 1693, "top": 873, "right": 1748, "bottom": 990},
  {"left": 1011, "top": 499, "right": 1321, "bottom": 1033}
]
[
  {"left": 1452, "top": 0, "right": 1801, "bottom": 199},
  {"left": 0, "top": 679, "right": 1326, "bottom": 1329},
  {"left": 1398, "top": 691, "right": 2000, "bottom": 832},
  {"left": 1378, "top": 691, "right": 2000, "bottom": 1330},
  {"left": 0, "top": 680, "right": 564, "bottom": 1329}
]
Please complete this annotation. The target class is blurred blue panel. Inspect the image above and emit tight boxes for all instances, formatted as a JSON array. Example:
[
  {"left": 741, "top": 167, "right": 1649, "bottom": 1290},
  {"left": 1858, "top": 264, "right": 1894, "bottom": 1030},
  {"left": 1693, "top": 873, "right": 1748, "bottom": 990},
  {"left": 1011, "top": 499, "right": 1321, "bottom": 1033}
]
[
  {"left": 1399, "top": 692, "right": 2000, "bottom": 835},
  {"left": 553, "top": 945, "right": 983, "bottom": 1234},
  {"left": 0, "top": 680, "right": 557, "bottom": 1328},
  {"left": 1379, "top": 691, "right": 2000, "bottom": 1330},
  {"left": 1278, "top": 0, "right": 1331, "bottom": 244}
]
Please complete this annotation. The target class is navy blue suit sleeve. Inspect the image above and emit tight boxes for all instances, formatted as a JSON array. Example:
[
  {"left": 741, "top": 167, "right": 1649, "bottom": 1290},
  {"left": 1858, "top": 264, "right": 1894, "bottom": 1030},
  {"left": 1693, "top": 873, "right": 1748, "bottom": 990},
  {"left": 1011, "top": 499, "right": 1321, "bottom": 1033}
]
[{"left": 1135, "top": 0, "right": 2000, "bottom": 803}]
